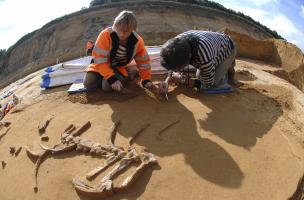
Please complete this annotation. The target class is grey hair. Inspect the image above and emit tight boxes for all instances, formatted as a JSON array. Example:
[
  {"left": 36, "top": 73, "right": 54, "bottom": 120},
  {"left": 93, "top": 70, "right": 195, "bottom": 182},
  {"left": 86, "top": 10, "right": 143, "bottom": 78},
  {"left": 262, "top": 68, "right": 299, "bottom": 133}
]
[{"left": 113, "top": 10, "right": 137, "bottom": 31}]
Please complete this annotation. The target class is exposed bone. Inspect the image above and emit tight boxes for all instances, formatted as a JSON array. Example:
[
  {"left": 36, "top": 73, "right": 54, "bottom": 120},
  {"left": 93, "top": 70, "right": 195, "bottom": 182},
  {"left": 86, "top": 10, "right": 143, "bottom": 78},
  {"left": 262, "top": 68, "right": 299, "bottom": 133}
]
[
  {"left": 76, "top": 144, "right": 83, "bottom": 151},
  {"left": 34, "top": 150, "right": 51, "bottom": 192},
  {"left": 73, "top": 179, "right": 114, "bottom": 198},
  {"left": 40, "top": 136, "right": 49, "bottom": 142},
  {"left": 1, "top": 161, "right": 6, "bottom": 169},
  {"left": 129, "top": 123, "right": 150, "bottom": 145},
  {"left": 9, "top": 147, "right": 16, "bottom": 155},
  {"left": 74, "top": 147, "right": 157, "bottom": 198},
  {"left": 100, "top": 148, "right": 138, "bottom": 184},
  {"left": 63, "top": 124, "right": 75, "bottom": 133},
  {"left": 61, "top": 124, "right": 76, "bottom": 142},
  {"left": 40, "top": 143, "right": 77, "bottom": 154},
  {"left": 31, "top": 122, "right": 92, "bottom": 191},
  {"left": 86, "top": 151, "right": 127, "bottom": 180},
  {"left": 71, "top": 121, "right": 91, "bottom": 137},
  {"left": 66, "top": 126, "right": 76, "bottom": 135},
  {"left": 25, "top": 146, "right": 41, "bottom": 161},
  {"left": 26, "top": 120, "right": 158, "bottom": 198},
  {"left": 14, "top": 147, "right": 22, "bottom": 156},
  {"left": 117, "top": 151, "right": 158, "bottom": 191},
  {"left": 107, "top": 121, "right": 120, "bottom": 148},
  {"left": 158, "top": 120, "right": 180, "bottom": 136},
  {"left": 38, "top": 115, "right": 53, "bottom": 135}
]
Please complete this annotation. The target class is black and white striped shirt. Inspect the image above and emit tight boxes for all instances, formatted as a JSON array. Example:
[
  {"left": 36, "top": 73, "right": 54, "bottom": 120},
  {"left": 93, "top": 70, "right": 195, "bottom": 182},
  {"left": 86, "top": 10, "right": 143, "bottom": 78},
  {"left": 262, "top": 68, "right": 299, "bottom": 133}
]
[
  {"left": 178, "top": 30, "right": 234, "bottom": 88},
  {"left": 112, "top": 44, "right": 127, "bottom": 66}
]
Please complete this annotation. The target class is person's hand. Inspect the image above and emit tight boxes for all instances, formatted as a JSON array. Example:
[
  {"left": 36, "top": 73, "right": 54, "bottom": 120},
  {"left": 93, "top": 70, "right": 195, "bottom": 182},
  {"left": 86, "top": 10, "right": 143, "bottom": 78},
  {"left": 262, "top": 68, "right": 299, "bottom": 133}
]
[
  {"left": 144, "top": 81, "right": 153, "bottom": 88},
  {"left": 111, "top": 80, "right": 123, "bottom": 91},
  {"left": 171, "top": 72, "right": 183, "bottom": 84}
]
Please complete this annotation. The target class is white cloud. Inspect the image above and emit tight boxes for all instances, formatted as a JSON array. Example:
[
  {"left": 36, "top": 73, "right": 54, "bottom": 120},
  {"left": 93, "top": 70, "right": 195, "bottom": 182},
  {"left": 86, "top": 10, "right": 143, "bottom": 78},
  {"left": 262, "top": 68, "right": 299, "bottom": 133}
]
[
  {"left": 252, "top": 0, "right": 277, "bottom": 6},
  {"left": 0, "top": 0, "right": 91, "bottom": 50},
  {"left": 301, "top": 6, "right": 304, "bottom": 18},
  {"left": 213, "top": 1, "right": 304, "bottom": 52}
]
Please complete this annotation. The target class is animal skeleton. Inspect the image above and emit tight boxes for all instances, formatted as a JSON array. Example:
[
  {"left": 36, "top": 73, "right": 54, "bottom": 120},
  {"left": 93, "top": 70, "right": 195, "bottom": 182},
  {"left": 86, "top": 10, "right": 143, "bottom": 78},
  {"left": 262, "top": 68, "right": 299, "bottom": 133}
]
[{"left": 26, "top": 121, "right": 157, "bottom": 198}]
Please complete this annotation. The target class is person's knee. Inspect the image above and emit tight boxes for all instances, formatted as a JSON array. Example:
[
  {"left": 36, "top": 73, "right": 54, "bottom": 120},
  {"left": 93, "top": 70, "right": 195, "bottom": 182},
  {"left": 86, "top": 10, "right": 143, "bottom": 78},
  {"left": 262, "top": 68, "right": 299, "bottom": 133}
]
[
  {"left": 83, "top": 72, "right": 101, "bottom": 89},
  {"left": 102, "top": 79, "right": 112, "bottom": 92},
  {"left": 83, "top": 78, "right": 96, "bottom": 90},
  {"left": 127, "top": 68, "right": 139, "bottom": 80}
]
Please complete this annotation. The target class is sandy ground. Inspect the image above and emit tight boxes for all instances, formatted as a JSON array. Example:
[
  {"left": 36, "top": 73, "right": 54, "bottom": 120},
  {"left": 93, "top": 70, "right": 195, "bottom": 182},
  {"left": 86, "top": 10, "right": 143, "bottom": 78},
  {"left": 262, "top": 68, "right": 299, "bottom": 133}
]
[{"left": 0, "top": 59, "right": 304, "bottom": 200}]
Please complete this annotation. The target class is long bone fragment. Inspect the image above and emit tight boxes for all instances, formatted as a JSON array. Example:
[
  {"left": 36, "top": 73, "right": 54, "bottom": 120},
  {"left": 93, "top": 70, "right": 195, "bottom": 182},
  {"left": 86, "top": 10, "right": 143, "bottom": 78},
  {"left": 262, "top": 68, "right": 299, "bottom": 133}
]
[
  {"left": 86, "top": 120, "right": 125, "bottom": 180},
  {"left": 117, "top": 151, "right": 158, "bottom": 191},
  {"left": 129, "top": 123, "right": 150, "bottom": 145},
  {"left": 100, "top": 147, "right": 139, "bottom": 183},
  {"left": 72, "top": 179, "right": 114, "bottom": 198},
  {"left": 86, "top": 151, "right": 126, "bottom": 180},
  {"left": 106, "top": 120, "right": 122, "bottom": 151}
]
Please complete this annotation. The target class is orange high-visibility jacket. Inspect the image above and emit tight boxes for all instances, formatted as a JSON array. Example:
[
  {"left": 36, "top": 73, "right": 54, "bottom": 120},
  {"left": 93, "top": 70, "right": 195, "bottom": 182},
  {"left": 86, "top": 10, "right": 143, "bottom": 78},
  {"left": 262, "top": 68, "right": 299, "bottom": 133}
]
[{"left": 87, "top": 27, "right": 151, "bottom": 85}]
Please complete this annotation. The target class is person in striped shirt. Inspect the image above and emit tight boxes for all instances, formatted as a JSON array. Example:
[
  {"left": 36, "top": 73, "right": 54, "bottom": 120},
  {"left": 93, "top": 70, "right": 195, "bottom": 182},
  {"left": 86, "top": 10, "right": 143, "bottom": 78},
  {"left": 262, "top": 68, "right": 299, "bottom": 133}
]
[{"left": 159, "top": 30, "right": 237, "bottom": 93}]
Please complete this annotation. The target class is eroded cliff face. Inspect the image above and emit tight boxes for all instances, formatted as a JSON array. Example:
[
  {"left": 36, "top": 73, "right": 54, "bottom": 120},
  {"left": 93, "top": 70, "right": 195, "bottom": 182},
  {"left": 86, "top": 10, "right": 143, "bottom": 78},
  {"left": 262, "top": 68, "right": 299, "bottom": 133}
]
[
  {"left": 0, "top": 1, "right": 274, "bottom": 87},
  {"left": 221, "top": 28, "right": 304, "bottom": 91}
]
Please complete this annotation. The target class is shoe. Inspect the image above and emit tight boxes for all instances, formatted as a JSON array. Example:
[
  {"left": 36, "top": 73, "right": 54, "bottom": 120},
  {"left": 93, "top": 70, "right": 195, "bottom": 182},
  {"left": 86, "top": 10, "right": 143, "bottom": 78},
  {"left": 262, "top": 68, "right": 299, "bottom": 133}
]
[{"left": 200, "top": 83, "right": 234, "bottom": 94}]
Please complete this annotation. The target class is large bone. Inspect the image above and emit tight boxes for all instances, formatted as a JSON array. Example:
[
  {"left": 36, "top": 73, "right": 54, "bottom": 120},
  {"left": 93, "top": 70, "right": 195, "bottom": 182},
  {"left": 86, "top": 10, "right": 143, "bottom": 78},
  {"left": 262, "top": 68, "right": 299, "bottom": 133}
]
[
  {"left": 106, "top": 121, "right": 120, "bottom": 148},
  {"left": 129, "top": 123, "right": 150, "bottom": 145},
  {"left": 73, "top": 148, "right": 158, "bottom": 198},
  {"left": 72, "top": 179, "right": 114, "bottom": 198},
  {"left": 40, "top": 143, "right": 77, "bottom": 154},
  {"left": 73, "top": 148, "right": 138, "bottom": 197},
  {"left": 100, "top": 147, "right": 138, "bottom": 184},
  {"left": 117, "top": 151, "right": 158, "bottom": 191},
  {"left": 86, "top": 151, "right": 126, "bottom": 180}
]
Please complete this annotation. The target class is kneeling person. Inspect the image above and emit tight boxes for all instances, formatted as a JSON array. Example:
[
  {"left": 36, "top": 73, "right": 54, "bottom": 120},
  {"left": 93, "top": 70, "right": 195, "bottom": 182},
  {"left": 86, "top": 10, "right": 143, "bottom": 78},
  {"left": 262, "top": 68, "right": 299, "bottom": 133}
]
[
  {"left": 84, "top": 10, "right": 154, "bottom": 92},
  {"left": 160, "top": 30, "right": 236, "bottom": 93}
]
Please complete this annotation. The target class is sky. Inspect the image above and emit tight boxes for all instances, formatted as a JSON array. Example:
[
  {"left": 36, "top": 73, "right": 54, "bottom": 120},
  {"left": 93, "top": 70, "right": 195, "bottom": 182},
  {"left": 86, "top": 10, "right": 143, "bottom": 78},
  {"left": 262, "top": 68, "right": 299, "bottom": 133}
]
[
  {"left": 0, "top": 0, "right": 303, "bottom": 52},
  {"left": 0, "top": 0, "right": 91, "bottom": 50},
  {"left": 211, "top": 0, "right": 304, "bottom": 52}
]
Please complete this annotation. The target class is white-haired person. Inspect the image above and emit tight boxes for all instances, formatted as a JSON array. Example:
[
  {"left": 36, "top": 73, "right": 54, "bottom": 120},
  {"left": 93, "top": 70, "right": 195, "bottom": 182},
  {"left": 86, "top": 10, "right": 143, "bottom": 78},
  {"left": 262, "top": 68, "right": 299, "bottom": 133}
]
[
  {"left": 84, "top": 10, "right": 155, "bottom": 92},
  {"left": 159, "top": 30, "right": 237, "bottom": 94}
]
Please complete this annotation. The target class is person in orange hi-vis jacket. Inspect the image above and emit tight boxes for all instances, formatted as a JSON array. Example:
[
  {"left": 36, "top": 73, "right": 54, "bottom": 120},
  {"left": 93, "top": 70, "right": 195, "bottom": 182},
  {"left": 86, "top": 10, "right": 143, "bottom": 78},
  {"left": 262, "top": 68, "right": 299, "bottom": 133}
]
[
  {"left": 86, "top": 40, "right": 94, "bottom": 56},
  {"left": 84, "top": 10, "right": 157, "bottom": 92}
]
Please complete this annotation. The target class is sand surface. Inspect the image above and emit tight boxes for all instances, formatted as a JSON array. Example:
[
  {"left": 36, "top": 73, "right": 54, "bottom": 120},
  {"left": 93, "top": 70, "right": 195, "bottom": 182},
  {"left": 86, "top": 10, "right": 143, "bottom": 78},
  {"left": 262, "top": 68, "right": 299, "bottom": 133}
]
[{"left": 0, "top": 59, "right": 303, "bottom": 200}]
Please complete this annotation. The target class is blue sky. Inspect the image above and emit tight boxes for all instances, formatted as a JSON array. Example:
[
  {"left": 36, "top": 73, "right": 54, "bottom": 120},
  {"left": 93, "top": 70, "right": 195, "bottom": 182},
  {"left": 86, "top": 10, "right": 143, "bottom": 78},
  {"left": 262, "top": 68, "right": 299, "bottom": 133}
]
[
  {"left": 212, "top": 0, "right": 304, "bottom": 52},
  {"left": 0, "top": 0, "right": 303, "bottom": 53}
]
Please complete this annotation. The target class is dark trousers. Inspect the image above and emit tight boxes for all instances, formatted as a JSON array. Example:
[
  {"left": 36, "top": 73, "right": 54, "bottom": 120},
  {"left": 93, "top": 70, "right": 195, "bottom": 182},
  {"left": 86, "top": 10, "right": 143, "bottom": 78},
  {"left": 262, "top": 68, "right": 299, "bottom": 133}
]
[{"left": 84, "top": 68, "right": 138, "bottom": 92}]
